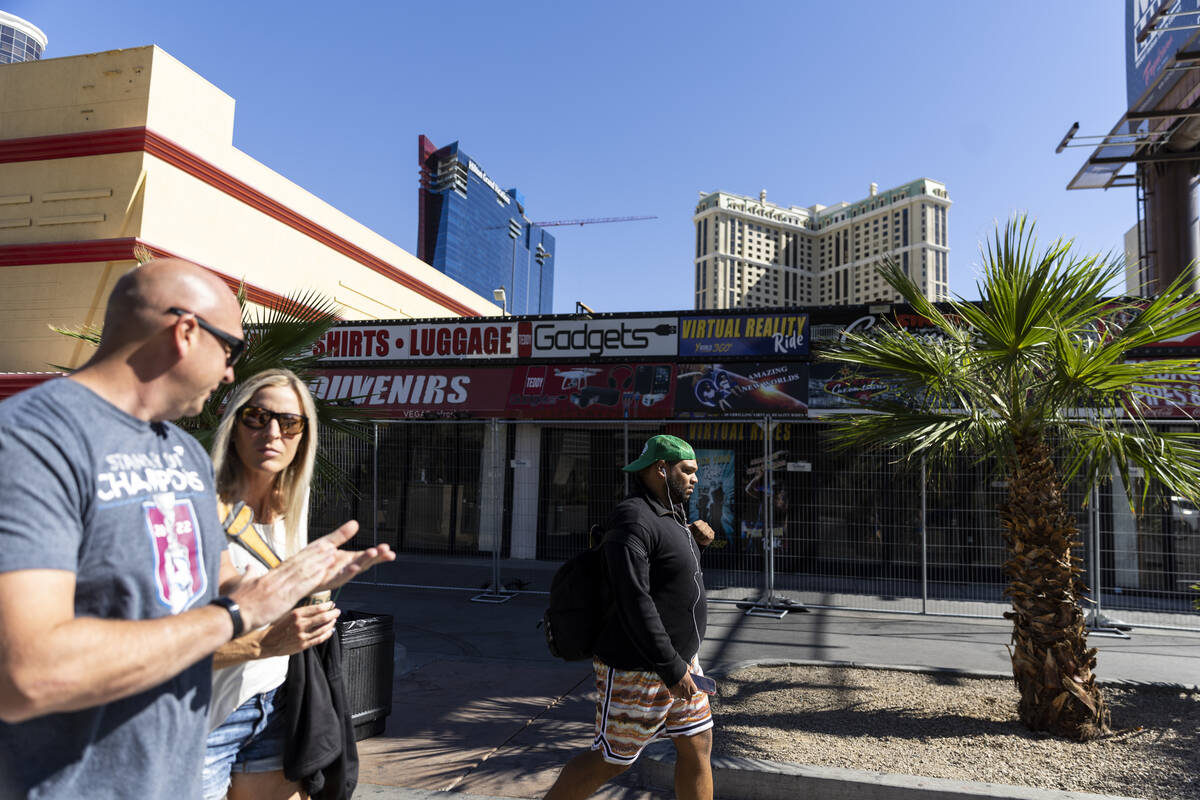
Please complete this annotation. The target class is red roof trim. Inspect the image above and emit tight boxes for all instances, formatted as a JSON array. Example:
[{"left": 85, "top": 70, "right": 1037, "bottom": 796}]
[
  {"left": 0, "top": 127, "right": 485, "bottom": 317},
  {"left": 0, "top": 128, "right": 149, "bottom": 163},
  {"left": 0, "top": 238, "right": 303, "bottom": 314}
]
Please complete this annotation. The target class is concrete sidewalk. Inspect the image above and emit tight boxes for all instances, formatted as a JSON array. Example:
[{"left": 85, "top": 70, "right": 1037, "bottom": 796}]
[{"left": 334, "top": 581, "right": 1200, "bottom": 799}]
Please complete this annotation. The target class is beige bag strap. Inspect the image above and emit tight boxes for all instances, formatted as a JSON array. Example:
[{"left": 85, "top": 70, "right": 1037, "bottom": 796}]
[{"left": 219, "top": 500, "right": 283, "bottom": 570}]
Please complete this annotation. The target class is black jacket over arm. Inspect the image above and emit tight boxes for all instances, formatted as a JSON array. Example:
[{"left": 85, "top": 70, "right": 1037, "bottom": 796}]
[
  {"left": 283, "top": 630, "right": 359, "bottom": 800},
  {"left": 591, "top": 483, "right": 707, "bottom": 686}
]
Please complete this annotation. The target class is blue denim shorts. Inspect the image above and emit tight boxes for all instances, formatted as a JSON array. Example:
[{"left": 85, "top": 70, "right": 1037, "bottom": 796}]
[{"left": 202, "top": 685, "right": 288, "bottom": 800}]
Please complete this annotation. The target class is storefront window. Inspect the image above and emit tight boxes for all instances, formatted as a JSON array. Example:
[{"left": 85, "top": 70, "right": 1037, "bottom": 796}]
[{"left": 375, "top": 422, "right": 485, "bottom": 555}]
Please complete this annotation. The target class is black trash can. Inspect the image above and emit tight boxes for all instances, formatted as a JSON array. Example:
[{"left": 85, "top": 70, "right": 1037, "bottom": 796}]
[{"left": 337, "top": 610, "right": 395, "bottom": 741}]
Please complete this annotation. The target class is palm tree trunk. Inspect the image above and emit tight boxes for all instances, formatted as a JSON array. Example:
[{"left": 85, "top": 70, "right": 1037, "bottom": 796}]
[{"left": 1001, "top": 433, "right": 1110, "bottom": 741}]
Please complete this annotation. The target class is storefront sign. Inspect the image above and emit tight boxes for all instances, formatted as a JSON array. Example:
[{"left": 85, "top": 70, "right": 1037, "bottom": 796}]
[
  {"left": 675, "top": 362, "right": 808, "bottom": 416},
  {"left": 314, "top": 323, "right": 517, "bottom": 362},
  {"left": 810, "top": 310, "right": 968, "bottom": 349},
  {"left": 516, "top": 318, "right": 678, "bottom": 359},
  {"left": 667, "top": 422, "right": 795, "bottom": 442},
  {"left": 808, "top": 362, "right": 908, "bottom": 410},
  {"left": 679, "top": 313, "right": 809, "bottom": 357},
  {"left": 1129, "top": 367, "right": 1200, "bottom": 418},
  {"left": 308, "top": 368, "right": 511, "bottom": 417},
  {"left": 505, "top": 363, "right": 675, "bottom": 419}
]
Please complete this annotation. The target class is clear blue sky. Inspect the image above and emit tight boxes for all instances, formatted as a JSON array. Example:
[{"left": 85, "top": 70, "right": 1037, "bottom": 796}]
[{"left": 11, "top": 1, "right": 1133, "bottom": 313}]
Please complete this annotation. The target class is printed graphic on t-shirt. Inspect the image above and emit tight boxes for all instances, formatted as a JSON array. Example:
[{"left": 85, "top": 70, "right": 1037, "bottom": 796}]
[
  {"left": 96, "top": 446, "right": 206, "bottom": 503},
  {"left": 142, "top": 492, "right": 207, "bottom": 613}
]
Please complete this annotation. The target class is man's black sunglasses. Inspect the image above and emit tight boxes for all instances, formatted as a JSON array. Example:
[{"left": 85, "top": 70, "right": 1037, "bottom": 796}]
[{"left": 166, "top": 307, "right": 245, "bottom": 367}]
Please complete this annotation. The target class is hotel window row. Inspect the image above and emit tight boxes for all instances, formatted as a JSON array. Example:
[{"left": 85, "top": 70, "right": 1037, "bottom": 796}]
[{"left": 693, "top": 180, "right": 950, "bottom": 309}]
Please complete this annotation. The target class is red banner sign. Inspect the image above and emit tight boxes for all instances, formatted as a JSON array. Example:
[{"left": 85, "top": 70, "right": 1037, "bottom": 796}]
[
  {"left": 308, "top": 368, "right": 512, "bottom": 418},
  {"left": 313, "top": 323, "right": 516, "bottom": 362},
  {"left": 504, "top": 363, "right": 676, "bottom": 419}
]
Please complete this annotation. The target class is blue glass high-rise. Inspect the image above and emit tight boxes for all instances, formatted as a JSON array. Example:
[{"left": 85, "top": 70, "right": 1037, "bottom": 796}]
[{"left": 418, "top": 136, "right": 555, "bottom": 315}]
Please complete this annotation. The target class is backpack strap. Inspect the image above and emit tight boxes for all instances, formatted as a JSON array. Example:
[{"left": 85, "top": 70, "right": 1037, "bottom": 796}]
[{"left": 219, "top": 500, "right": 283, "bottom": 570}]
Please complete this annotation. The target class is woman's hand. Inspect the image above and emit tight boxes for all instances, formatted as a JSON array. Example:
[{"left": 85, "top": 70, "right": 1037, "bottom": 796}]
[{"left": 258, "top": 602, "right": 341, "bottom": 658}]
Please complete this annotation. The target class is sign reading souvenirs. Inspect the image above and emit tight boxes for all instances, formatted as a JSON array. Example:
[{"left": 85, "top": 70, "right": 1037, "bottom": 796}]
[
  {"left": 308, "top": 365, "right": 675, "bottom": 419},
  {"left": 675, "top": 362, "right": 808, "bottom": 416},
  {"left": 308, "top": 368, "right": 511, "bottom": 418},
  {"left": 679, "top": 313, "right": 809, "bottom": 358}
]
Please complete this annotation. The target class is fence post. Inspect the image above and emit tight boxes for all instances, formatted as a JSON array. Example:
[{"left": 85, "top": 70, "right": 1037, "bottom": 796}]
[
  {"left": 920, "top": 453, "right": 928, "bottom": 615},
  {"left": 623, "top": 422, "right": 630, "bottom": 496},
  {"left": 372, "top": 421, "right": 379, "bottom": 584},
  {"left": 1091, "top": 483, "right": 1102, "bottom": 621},
  {"left": 473, "top": 417, "right": 513, "bottom": 603},
  {"left": 764, "top": 418, "right": 773, "bottom": 603},
  {"left": 745, "top": 417, "right": 797, "bottom": 618}
]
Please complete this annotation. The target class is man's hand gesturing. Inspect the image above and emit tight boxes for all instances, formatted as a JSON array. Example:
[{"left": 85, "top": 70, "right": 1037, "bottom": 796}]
[
  {"left": 230, "top": 520, "right": 396, "bottom": 631},
  {"left": 688, "top": 519, "right": 715, "bottom": 548}
]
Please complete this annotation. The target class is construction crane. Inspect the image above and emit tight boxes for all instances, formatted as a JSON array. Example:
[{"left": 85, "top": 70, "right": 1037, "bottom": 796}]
[{"left": 528, "top": 215, "right": 656, "bottom": 227}]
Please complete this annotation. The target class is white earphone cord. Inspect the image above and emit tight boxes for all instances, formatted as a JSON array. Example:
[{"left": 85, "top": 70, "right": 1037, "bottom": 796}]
[{"left": 663, "top": 466, "right": 704, "bottom": 661}]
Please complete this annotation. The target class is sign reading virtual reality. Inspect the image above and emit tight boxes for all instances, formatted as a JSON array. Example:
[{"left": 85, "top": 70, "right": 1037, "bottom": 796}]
[{"left": 679, "top": 313, "right": 809, "bottom": 358}]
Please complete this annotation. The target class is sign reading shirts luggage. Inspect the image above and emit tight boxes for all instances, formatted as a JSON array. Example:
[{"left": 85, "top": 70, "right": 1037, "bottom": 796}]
[
  {"left": 313, "top": 323, "right": 517, "bottom": 362},
  {"left": 679, "top": 313, "right": 809, "bottom": 358}
]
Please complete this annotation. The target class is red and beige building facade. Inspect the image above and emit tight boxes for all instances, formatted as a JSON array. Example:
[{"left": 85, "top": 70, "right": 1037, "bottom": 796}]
[{"left": 0, "top": 45, "right": 499, "bottom": 374}]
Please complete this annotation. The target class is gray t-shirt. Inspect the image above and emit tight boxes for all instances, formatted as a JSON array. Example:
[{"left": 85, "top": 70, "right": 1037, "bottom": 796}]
[{"left": 0, "top": 378, "right": 224, "bottom": 799}]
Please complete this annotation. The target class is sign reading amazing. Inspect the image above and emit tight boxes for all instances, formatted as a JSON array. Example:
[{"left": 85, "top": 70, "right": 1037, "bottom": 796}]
[{"left": 679, "top": 314, "right": 809, "bottom": 358}]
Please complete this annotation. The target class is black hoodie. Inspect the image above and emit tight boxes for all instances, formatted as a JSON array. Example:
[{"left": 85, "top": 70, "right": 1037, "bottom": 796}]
[{"left": 591, "top": 482, "right": 707, "bottom": 686}]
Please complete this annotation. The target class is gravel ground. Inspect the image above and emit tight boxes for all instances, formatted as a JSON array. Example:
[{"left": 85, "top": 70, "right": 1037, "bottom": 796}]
[{"left": 711, "top": 665, "right": 1200, "bottom": 800}]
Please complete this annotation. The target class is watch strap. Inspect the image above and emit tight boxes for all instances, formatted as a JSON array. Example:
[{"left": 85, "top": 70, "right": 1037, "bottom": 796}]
[{"left": 210, "top": 595, "right": 244, "bottom": 639}]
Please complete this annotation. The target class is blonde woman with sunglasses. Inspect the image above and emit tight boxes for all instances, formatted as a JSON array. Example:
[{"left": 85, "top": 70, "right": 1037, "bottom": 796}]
[{"left": 203, "top": 369, "right": 334, "bottom": 800}]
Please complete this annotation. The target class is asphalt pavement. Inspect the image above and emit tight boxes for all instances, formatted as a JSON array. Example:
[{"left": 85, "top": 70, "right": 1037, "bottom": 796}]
[{"left": 333, "top": 570, "right": 1200, "bottom": 800}]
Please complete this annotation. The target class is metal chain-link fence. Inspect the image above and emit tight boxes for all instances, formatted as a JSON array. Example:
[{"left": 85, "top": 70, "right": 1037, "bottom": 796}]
[{"left": 311, "top": 418, "right": 1200, "bottom": 631}]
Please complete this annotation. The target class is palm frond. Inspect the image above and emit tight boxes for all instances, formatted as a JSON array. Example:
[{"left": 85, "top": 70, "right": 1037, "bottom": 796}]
[{"left": 824, "top": 214, "right": 1200, "bottom": 503}]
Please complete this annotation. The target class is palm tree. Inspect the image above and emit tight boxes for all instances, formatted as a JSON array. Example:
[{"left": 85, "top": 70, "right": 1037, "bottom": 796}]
[{"left": 821, "top": 217, "right": 1200, "bottom": 741}]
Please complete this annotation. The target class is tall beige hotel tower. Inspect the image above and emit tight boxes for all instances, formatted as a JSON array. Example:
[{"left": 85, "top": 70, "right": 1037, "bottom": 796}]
[{"left": 693, "top": 179, "right": 951, "bottom": 309}]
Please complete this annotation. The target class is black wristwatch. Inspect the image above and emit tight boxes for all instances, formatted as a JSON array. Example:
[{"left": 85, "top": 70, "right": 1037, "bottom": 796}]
[{"left": 210, "top": 595, "right": 245, "bottom": 639}]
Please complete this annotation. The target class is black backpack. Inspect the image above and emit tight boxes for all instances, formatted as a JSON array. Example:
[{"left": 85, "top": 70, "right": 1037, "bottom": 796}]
[{"left": 541, "top": 524, "right": 612, "bottom": 661}]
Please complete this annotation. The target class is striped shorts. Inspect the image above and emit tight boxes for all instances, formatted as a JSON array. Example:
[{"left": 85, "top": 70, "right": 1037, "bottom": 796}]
[{"left": 590, "top": 656, "right": 713, "bottom": 765}]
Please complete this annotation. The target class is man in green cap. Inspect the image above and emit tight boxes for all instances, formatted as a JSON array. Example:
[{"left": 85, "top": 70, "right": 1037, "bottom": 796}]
[{"left": 544, "top": 434, "right": 716, "bottom": 800}]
